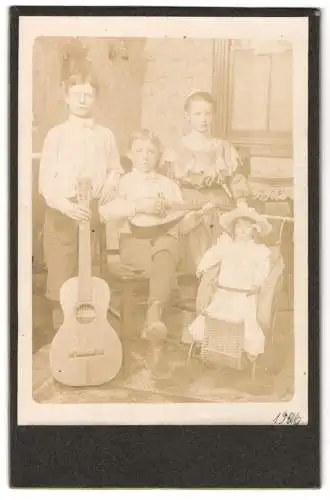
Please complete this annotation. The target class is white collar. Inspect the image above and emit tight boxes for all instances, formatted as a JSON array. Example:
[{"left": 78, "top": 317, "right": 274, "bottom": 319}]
[
  {"left": 232, "top": 239, "right": 256, "bottom": 247},
  {"left": 132, "top": 168, "right": 158, "bottom": 180},
  {"left": 182, "top": 132, "right": 218, "bottom": 152},
  {"left": 67, "top": 115, "right": 95, "bottom": 129}
]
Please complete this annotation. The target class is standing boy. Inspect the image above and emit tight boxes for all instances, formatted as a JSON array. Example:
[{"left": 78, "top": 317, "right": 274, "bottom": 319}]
[{"left": 39, "top": 71, "right": 123, "bottom": 329}]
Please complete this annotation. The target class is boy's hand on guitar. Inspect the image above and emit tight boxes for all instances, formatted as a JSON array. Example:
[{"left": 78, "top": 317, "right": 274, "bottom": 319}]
[
  {"left": 99, "top": 171, "right": 121, "bottom": 205},
  {"left": 63, "top": 202, "right": 91, "bottom": 222}
]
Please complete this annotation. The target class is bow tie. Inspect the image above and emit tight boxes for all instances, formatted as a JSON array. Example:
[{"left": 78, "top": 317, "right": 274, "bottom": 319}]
[
  {"left": 81, "top": 121, "right": 95, "bottom": 130},
  {"left": 68, "top": 117, "right": 95, "bottom": 129}
]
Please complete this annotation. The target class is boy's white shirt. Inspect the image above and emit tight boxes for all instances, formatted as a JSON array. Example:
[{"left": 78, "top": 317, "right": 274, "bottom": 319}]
[
  {"left": 99, "top": 168, "right": 199, "bottom": 235},
  {"left": 38, "top": 114, "right": 123, "bottom": 212},
  {"left": 99, "top": 169, "right": 181, "bottom": 231}
]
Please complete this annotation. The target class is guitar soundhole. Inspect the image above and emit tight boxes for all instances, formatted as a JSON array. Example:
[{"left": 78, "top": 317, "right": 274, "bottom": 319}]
[{"left": 76, "top": 304, "right": 96, "bottom": 324}]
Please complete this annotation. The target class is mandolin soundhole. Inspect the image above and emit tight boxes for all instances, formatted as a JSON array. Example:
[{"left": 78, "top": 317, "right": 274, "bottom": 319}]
[{"left": 76, "top": 304, "right": 96, "bottom": 324}]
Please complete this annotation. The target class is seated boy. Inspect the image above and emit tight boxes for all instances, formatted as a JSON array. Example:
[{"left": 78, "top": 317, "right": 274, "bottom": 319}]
[{"left": 99, "top": 129, "right": 202, "bottom": 379}]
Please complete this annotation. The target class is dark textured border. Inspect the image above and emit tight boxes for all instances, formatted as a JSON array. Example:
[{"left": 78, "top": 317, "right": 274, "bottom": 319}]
[{"left": 9, "top": 6, "right": 320, "bottom": 488}]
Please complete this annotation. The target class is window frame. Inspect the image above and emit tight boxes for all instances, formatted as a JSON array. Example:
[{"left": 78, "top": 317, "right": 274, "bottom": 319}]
[{"left": 211, "top": 40, "right": 293, "bottom": 158}]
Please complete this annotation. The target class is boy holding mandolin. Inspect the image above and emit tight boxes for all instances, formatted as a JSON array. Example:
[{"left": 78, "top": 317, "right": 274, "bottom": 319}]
[
  {"left": 100, "top": 129, "right": 208, "bottom": 379},
  {"left": 39, "top": 70, "right": 123, "bottom": 330}
]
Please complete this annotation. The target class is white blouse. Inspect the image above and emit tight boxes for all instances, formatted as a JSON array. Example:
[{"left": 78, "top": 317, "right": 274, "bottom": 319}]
[{"left": 161, "top": 133, "right": 241, "bottom": 180}]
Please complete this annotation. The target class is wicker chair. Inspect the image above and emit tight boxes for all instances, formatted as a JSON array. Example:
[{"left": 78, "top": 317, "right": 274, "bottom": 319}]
[{"left": 186, "top": 245, "right": 285, "bottom": 378}]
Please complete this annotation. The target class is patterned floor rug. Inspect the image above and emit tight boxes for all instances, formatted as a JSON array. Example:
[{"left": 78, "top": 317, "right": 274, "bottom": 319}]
[
  {"left": 33, "top": 337, "right": 293, "bottom": 405},
  {"left": 32, "top": 270, "right": 294, "bottom": 406}
]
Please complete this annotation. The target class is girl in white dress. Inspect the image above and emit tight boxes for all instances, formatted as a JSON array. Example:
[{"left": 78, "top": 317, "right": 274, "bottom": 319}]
[{"left": 189, "top": 204, "right": 273, "bottom": 357}]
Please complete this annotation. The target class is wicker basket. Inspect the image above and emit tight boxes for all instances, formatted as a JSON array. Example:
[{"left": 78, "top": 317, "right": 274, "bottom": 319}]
[{"left": 201, "top": 317, "right": 245, "bottom": 370}]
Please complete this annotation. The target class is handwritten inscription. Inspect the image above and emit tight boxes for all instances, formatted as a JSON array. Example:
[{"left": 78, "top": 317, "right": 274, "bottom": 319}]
[
  {"left": 273, "top": 411, "right": 302, "bottom": 425},
  {"left": 69, "top": 349, "right": 105, "bottom": 359}
]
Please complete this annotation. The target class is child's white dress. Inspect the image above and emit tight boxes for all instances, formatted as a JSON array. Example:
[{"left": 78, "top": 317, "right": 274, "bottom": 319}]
[{"left": 189, "top": 233, "right": 271, "bottom": 356}]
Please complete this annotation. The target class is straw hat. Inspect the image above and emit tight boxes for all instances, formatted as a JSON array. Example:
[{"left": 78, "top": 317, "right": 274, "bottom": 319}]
[{"left": 219, "top": 205, "right": 272, "bottom": 238}]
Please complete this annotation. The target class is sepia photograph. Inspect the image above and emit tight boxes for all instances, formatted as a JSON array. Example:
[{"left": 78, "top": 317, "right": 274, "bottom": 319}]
[{"left": 17, "top": 15, "right": 309, "bottom": 425}]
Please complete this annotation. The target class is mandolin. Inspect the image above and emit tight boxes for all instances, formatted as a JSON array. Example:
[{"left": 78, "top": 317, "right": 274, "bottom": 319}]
[
  {"left": 129, "top": 199, "right": 224, "bottom": 229},
  {"left": 49, "top": 177, "right": 123, "bottom": 387}
]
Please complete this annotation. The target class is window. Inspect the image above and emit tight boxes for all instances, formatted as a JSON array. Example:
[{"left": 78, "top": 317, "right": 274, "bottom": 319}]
[{"left": 212, "top": 40, "right": 293, "bottom": 158}]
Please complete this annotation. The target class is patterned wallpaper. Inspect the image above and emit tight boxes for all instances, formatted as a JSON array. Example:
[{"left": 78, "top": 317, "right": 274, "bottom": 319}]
[
  {"left": 141, "top": 38, "right": 214, "bottom": 149},
  {"left": 32, "top": 37, "right": 214, "bottom": 154},
  {"left": 32, "top": 37, "right": 147, "bottom": 155}
]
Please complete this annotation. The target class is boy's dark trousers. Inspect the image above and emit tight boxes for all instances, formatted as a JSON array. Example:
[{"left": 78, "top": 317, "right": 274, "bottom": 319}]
[
  {"left": 120, "top": 232, "right": 180, "bottom": 378},
  {"left": 119, "top": 232, "right": 180, "bottom": 312},
  {"left": 43, "top": 199, "right": 102, "bottom": 305}
]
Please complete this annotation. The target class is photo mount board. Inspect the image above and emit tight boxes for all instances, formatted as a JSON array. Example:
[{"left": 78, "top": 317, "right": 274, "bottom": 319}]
[{"left": 9, "top": 6, "right": 320, "bottom": 489}]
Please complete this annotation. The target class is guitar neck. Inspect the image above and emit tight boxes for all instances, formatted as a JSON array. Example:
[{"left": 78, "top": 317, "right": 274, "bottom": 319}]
[
  {"left": 76, "top": 177, "right": 93, "bottom": 304},
  {"left": 78, "top": 220, "right": 93, "bottom": 304}
]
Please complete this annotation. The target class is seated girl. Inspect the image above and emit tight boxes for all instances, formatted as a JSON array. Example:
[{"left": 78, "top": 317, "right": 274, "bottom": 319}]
[{"left": 188, "top": 204, "right": 273, "bottom": 360}]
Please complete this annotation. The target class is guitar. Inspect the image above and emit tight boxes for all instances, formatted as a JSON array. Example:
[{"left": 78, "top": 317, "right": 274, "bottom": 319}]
[{"left": 49, "top": 177, "right": 123, "bottom": 387}]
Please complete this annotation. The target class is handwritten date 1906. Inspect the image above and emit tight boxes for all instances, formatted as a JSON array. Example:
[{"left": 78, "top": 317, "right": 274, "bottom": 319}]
[{"left": 273, "top": 412, "right": 302, "bottom": 425}]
